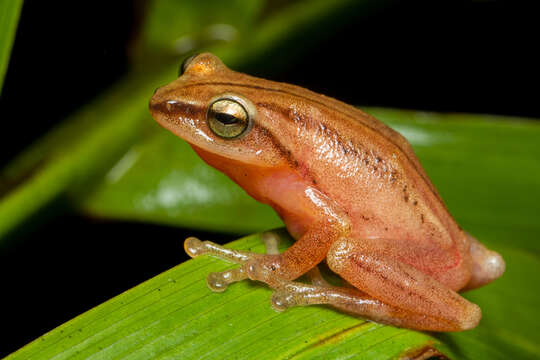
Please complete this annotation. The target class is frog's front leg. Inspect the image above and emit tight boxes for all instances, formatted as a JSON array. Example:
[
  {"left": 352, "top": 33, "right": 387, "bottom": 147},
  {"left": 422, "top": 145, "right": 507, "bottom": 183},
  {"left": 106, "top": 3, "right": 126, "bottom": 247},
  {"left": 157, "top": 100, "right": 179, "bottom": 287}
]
[
  {"left": 243, "top": 224, "right": 343, "bottom": 288},
  {"left": 185, "top": 232, "right": 280, "bottom": 291},
  {"left": 275, "top": 237, "right": 481, "bottom": 331},
  {"left": 185, "top": 223, "right": 342, "bottom": 290},
  {"left": 187, "top": 186, "right": 348, "bottom": 290}
]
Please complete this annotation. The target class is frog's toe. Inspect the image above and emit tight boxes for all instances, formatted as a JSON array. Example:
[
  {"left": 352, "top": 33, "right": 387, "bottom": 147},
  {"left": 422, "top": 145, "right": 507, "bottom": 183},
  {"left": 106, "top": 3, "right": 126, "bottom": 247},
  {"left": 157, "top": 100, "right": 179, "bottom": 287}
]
[
  {"left": 262, "top": 231, "right": 281, "bottom": 255},
  {"left": 271, "top": 291, "right": 296, "bottom": 312},
  {"left": 245, "top": 256, "right": 282, "bottom": 284},
  {"left": 207, "top": 272, "right": 230, "bottom": 292},
  {"left": 206, "top": 267, "right": 247, "bottom": 292},
  {"left": 270, "top": 281, "right": 332, "bottom": 312},
  {"left": 183, "top": 237, "right": 253, "bottom": 263},
  {"left": 184, "top": 237, "right": 206, "bottom": 257}
]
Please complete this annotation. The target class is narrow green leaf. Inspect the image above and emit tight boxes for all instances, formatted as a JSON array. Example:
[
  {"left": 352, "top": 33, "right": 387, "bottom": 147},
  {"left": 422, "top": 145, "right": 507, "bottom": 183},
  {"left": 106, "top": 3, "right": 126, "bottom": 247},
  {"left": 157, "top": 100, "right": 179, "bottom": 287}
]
[
  {"left": 0, "top": 0, "right": 23, "bottom": 93},
  {"left": 3, "top": 231, "right": 437, "bottom": 360},
  {"left": 6, "top": 229, "right": 539, "bottom": 359},
  {"left": 0, "top": 73, "right": 161, "bottom": 241}
]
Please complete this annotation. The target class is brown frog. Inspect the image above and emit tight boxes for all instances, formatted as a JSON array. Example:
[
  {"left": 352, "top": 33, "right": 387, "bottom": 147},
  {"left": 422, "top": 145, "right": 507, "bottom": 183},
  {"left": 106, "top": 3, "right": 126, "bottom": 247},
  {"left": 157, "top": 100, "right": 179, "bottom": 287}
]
[{"left": 149, "top": 53, "right": 505, "bottom": 331}]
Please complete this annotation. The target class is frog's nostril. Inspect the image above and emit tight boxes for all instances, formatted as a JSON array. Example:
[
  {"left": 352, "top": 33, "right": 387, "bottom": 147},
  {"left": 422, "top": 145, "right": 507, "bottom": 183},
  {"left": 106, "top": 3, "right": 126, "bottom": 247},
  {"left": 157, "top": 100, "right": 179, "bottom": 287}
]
[{"left": 153, "top": 87, "right": 160, "bottom": 96}]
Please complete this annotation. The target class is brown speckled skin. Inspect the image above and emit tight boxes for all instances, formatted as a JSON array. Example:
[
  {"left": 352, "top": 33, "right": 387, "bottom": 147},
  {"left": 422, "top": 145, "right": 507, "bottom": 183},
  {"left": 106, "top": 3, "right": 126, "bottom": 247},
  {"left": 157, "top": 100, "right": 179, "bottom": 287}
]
[{"left": 150, "top": 53, "right": 505, "bottom": 331}]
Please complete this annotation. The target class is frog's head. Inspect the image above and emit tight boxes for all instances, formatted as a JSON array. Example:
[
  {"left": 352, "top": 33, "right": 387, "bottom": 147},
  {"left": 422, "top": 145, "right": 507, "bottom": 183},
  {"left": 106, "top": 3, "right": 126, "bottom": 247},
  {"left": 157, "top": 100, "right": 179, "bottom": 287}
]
[{"left": 150, "top": 53, "right": 293, "bottom": 170}]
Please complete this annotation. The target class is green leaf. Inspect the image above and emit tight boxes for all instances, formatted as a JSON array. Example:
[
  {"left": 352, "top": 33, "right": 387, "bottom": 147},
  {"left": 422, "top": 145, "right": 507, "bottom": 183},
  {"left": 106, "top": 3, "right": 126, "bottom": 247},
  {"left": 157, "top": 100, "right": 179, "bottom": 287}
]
[
  {"left": 6, "top": 230, "right": 540, "bottom": 359},
  {"left": 135, "top": 0, "right": 265, "bottom": 63},
  {"left": 0, "top": 74, "right": 159, "bottom": 241},
  {"left": 0, "top": 0, "right": 23, "bottom": 93}
]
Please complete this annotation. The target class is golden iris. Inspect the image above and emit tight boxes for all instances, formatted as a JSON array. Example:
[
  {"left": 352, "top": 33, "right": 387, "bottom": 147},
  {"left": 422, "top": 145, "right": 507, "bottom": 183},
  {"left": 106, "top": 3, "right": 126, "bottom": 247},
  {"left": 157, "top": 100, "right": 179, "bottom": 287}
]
[{"left": 207, "top": 99, "right": 250, "bottom": 138}]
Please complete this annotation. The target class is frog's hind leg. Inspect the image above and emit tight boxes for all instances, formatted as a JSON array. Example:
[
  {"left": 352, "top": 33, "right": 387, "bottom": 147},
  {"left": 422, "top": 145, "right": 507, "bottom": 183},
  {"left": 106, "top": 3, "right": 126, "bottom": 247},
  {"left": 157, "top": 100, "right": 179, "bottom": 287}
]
[
  {"left": 462, "top": 233, "right": 505, "bottom": 290},
  {"left": 274, "top": 265, "right": 468, "bottom": 331},
  {"left": 319, "top": 237, "right": 481, "bottom": 331},
  {"left": 271, "top": 279, "right": 466, "bottom": 331},
  {"left": 184, "top": 232, "right": 281, "bottom": 292}
]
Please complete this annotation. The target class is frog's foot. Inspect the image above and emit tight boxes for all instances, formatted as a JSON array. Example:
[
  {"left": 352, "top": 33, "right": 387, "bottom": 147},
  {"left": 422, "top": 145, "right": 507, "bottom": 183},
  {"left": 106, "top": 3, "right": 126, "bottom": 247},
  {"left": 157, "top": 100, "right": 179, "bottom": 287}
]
[
  {"left": 184, "top": 232, "right": 282, "bottom": 292},
  {"left": 271, "top": 281, "right": 379, "bottom": 313},
  {"left": 270, "top": 280, "right": 462, "bottom": 331},
  {"left": 272, "top": 267, "right": 380, "bottom": 314}
]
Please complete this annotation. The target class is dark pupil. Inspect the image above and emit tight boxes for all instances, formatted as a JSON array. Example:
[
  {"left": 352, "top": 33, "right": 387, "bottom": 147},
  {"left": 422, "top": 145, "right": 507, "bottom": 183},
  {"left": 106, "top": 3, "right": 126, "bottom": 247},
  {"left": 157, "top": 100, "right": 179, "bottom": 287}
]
[{"left": 215, "top": 112, "right": 238, "bottom": 125}]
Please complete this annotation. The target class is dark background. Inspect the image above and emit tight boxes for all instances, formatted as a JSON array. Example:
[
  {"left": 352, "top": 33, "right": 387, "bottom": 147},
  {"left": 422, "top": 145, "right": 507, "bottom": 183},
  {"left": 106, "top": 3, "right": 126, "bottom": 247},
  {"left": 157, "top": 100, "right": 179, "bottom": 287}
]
[{"left": 0, "top": 0, "right": 538, "bottom": 356}]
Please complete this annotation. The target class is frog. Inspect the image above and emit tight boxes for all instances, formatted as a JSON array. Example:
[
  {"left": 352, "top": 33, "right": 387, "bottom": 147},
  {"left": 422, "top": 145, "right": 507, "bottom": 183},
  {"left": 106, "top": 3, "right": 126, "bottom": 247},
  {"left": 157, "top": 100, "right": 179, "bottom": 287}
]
[{"left": 149, "top": 53, "right": 505, "bottom": 332}]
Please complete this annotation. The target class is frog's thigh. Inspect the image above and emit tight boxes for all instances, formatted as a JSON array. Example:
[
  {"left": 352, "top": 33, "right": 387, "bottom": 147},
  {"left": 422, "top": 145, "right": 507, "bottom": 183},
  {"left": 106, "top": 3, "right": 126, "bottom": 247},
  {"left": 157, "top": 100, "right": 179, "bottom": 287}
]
[{"left": 326, "top": 237, "right": 481, "bottom": 331}]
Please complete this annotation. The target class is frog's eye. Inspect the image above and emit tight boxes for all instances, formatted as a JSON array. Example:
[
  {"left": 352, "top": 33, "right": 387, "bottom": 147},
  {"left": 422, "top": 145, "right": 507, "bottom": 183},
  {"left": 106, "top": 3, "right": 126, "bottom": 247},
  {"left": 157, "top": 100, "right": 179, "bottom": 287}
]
[
  {"left": 178, "top": 53, "right": 199, "bottom": 77},
  {"left": 207, "top": 98, "right": 250, "bottom": 139}
]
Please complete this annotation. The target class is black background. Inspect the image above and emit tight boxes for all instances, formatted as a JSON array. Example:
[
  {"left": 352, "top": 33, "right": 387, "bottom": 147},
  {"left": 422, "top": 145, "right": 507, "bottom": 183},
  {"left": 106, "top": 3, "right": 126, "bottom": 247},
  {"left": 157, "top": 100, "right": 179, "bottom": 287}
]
[{"left": 0, "top": 0, "right": 538, "bottom": 356}]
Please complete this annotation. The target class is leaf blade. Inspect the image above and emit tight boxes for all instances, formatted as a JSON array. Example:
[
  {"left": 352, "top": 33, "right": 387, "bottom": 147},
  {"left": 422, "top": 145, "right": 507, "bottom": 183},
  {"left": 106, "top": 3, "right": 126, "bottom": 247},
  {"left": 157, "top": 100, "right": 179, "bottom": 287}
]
[
  {"left": 0, "top": 0, "right": 23, "bottom": 93},
  {"left": 8, "top": 228, "right": 540, "bottom": 359},
  {"left": 5, "top": 231, "right": 444, "bottom": 360}
]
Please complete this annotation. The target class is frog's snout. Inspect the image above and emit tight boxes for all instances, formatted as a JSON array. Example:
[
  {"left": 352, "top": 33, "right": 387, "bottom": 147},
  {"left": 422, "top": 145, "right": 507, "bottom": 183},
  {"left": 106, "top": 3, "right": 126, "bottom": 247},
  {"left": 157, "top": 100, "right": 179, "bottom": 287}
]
[
  {"left": 149, "top": 88, "right": 173, "bottom": 128},
  {"left": 149, "top": 86, "right": 174, "bottom": 118},
  {"left": 149, "top": 86, "right": 162, "bottom": 112},
  {"left": 148, "top": 93, "right": 164, "bottom": 119}
]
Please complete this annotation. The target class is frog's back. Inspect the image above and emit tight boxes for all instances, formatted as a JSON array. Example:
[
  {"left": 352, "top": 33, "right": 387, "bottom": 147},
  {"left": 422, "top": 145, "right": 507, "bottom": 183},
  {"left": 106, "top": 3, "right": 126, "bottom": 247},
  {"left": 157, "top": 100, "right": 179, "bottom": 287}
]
[{"left": 245, "top": 77, "right": 470, "bottom": 286}]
